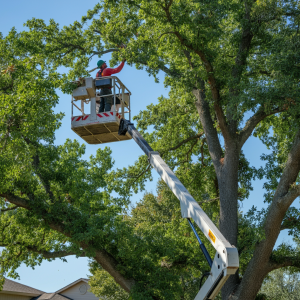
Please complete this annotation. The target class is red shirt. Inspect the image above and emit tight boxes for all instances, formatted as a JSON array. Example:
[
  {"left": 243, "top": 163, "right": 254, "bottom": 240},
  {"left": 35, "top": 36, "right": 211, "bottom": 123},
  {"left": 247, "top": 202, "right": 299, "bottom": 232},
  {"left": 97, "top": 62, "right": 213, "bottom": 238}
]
[{"left": 96, "top": 61, "right": 125, "bottom": 78}]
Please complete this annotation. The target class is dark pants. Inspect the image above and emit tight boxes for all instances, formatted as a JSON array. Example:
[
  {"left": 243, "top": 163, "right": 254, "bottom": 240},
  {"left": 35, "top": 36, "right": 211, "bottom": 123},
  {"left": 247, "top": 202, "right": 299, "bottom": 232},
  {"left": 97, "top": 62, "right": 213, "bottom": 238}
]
[{"left": 99, "top": 88, "right": 112, "bottom": 112}]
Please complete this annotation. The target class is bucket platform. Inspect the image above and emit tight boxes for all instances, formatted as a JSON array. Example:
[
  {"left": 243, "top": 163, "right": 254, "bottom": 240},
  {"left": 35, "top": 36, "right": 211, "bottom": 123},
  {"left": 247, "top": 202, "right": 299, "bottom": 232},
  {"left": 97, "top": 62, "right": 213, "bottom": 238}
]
[
  {"left": 72, "top": 111, "right": 131, "bottom": 144},
  {"left": 71, "top": 76, "right": 132, "bottom": 144}
]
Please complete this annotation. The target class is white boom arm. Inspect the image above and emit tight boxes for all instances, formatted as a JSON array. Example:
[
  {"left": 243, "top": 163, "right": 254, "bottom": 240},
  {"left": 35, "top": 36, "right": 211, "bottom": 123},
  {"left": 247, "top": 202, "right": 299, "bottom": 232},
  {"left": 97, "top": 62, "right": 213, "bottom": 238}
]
[{"left": 119, "top": 120, "right": 239, "bottom": 300}]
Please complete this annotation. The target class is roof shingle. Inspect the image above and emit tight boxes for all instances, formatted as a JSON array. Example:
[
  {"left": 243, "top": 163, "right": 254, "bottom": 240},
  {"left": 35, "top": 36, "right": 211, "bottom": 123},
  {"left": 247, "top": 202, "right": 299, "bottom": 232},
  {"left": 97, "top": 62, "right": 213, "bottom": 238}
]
[{"left": 1, "top": 278, "right": 44, "bottom": 296}]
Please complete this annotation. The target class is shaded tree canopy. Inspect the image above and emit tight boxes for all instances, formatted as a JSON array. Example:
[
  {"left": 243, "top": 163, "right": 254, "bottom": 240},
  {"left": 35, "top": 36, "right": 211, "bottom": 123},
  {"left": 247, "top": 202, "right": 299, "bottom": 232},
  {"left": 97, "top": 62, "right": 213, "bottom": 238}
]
[{"left": 0, "top": 0, "right": 300, "bottom": 299}]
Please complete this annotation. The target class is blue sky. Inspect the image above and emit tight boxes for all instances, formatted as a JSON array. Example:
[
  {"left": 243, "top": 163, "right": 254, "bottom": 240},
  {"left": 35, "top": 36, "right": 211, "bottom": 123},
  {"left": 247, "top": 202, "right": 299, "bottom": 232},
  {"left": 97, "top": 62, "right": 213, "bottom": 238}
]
[{"left": 0, "top": 0, "right": 297, "bottom": 293}]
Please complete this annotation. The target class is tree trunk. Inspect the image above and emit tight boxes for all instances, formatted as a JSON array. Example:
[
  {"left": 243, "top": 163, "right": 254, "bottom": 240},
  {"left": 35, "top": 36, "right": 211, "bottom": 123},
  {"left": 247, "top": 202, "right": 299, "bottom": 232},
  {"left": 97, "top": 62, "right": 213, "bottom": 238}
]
[
  {"left": 193, "top": 87, "right": 241, "bottom": 299},
  {"left": 218, "top": 147, "right": 239, "bottom": 247},
  {"left": 218, "top": 145, "right": 240, "bottom": 300}
]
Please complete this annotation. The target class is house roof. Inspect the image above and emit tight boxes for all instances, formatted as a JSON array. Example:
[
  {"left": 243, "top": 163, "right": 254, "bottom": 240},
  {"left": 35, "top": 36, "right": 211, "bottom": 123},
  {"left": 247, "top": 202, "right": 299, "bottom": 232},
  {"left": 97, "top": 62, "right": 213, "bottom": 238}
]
[
  {"left": 1, "top": 278, "right": 44, "bottom": 296},
  {"left": 55, "top": 278, "right": 89, "bottom": 294},
  {"left": 32, "top": 292, "right": 71, "bottom": 300}
]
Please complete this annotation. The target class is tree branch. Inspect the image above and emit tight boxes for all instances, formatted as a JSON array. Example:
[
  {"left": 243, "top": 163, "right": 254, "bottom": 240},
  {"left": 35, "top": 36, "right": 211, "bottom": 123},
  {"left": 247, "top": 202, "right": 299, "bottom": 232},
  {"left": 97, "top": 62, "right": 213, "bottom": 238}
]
[
  {"left": 94, "top": 249, "right": 135, "bottom": 293},
  {"left": 278, "top": 184, "right": 300, "bottom": 210},
  {"left": 60, "top": 43, "right": 85, "bottom": 52},
  {"left": 157, "top": 31, "right": 176, "bottom": 40},
  {"left": 128, "top": 163, "right": 152, "bottom": 184},
  {"left": 273, "top": 131, "right": 300, "bottom": 207},
  {"left": 160, "top": 1, "right": 230, "bottom": 140},
  {"left": 182, "top": 49, "right": 195, "bottom": 69},
  {"left": 239, "top": 106, "right": 284, "bottom": 149},
  {"left": 162, "top": 22, "right": 229, "bottom": 140},
  {"left": 237, "top": 128, "right": 300, "bottom": 299},
  {"left": 22, "top": 138, "right": 56, "bottom": 202},
  {"left": 0, "top": 193, "right": 30, "bottom": 209},
  {"left": 193, "top": 83, "right": 223, "bottom": 168},
  {"left": 92, "top": 48, "right": 120, "bottom": 55},
  {"left": 135, "top": 58, "right": 181, "bottom": 78},
  {"left": 172, "top": 30, "right": 230, "bottom": 140},
  {"left": 56, "top": 41, "right": 120, "bottom": 59},
  {"left": 267, "top": 255, "right": 300, "bottom": 272},
  {"left": 185, "top": 139, "right": 198, "bottom": 161},
  {"left": 0, "top": 241, "right": 86, "bottom": 259},
  {"left": 87, "top": 48, "right": 120, "bottom": 61},
  {"left": 157, "top": 62, "right": 181, "bottom": 78},
  {"left": 227, "top": 1, "right": 254, "bottom": 137},
  {"left": 160, "top": 132, "right": 204, "bottom": 154},
  {"left": 280, "top": 217, "right": 300, "bottom": 231},
  {"left": 26, "top": 246, "right": 86, "bottom": 259},
  {"left": 200, "top": 139, "right": 206, "bottom": 166},
  {"left": 198, "top": 197, "right": 220, "bottom": 205},
  {"left": 0, "top": 192, "right": 137, "bottom": 293},
  {"left": 245, "top": 70, "right": 272, "bottom": 77},
  {"left": 231, "top": 3, "right": 254, "bottom": 82},
  {"left": 0, "top": 205, "right": 18, "bottom": 212},
  {"left": 34, "top": 155, "right": 55, "bottom": 202}
]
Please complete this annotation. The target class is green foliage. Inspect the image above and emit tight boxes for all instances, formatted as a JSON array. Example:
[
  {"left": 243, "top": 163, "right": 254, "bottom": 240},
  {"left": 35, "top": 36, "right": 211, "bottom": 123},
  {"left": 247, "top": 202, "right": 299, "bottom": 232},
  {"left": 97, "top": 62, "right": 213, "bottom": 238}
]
[
  {"left": 0, "top": 0, "right": 300, "bottom": 299},
  {"left": 89, "top": 264, "right": 129, "bottom": 300},
  {"left": 0, "top": 139, "right": 126, "bottom": 277},
  {"left": 259, "top": 268, "right": 300, "bottom": 300},
  {"left": 0, "top": 30, "right": 129, "bottom": 282},
  {"left": 0, "top": 32, "right": 63, "bottom": 192},
  {"left": 90, "top": 185, "right": 218, "bottom": 300},
  {"left": 238, "top": 207, "right": 267, "bottom": 275}
]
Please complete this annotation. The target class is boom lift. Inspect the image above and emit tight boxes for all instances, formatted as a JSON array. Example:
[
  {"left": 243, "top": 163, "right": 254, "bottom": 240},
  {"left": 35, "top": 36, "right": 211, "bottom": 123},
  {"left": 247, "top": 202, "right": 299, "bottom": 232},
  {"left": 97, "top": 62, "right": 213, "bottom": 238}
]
[{"left": 71, "top": 77, "right": 239, "bottom": 300}]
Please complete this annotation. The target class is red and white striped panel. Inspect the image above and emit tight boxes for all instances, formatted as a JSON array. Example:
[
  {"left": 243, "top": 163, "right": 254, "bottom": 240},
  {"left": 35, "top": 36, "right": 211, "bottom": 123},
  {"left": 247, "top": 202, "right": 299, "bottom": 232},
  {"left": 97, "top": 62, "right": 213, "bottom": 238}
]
[
  {"left": 72, "top": 115, "right": 89, "bottom": 122},
  {"left": 71, "top": 112, "right": 121, "bottom": 122},
  {"left": 97, "top": 112, "right": 121, "bottom": 119}
]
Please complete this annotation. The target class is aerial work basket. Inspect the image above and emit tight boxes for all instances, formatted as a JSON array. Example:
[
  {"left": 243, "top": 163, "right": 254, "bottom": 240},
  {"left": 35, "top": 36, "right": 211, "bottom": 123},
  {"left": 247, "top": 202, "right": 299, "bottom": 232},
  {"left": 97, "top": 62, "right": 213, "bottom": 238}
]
[{"left": 71, "top": 76, "right": 132, "bottom": 144}]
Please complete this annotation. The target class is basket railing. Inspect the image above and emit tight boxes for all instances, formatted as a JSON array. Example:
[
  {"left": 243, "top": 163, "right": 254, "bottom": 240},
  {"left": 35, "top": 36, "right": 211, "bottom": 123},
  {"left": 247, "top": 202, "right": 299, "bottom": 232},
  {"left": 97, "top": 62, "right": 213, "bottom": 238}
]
[{"left": 71, "top": 76, "right": 131, "bottom": 121}]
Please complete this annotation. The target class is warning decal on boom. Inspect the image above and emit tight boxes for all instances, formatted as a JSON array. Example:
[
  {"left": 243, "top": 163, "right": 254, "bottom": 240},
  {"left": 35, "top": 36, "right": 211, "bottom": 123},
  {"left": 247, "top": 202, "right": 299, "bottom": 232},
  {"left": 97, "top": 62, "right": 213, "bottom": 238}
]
[{"left": 208, "top": 230, "right": 216, "bottom": 243}]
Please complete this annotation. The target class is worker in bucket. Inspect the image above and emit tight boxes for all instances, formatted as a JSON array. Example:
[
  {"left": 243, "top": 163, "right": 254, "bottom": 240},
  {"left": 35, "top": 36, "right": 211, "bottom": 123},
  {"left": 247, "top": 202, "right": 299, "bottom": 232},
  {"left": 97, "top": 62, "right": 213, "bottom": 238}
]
[{"left": 96, "top": 59, "right": 126, "bottom": 112}]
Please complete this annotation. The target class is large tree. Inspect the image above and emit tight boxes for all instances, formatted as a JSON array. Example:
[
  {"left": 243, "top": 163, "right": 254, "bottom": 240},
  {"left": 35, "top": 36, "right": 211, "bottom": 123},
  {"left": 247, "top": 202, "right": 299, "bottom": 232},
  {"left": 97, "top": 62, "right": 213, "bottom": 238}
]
[{"left": 1, "top": 0, "right": 300, "bottom": 299}]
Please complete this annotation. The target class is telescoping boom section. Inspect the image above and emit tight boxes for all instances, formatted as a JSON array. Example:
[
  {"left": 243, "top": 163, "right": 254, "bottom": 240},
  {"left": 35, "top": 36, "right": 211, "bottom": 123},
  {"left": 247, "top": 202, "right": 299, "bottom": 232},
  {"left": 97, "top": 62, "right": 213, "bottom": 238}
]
[{"left": 118, "top": 119, "right": 239, "bottom": 300}]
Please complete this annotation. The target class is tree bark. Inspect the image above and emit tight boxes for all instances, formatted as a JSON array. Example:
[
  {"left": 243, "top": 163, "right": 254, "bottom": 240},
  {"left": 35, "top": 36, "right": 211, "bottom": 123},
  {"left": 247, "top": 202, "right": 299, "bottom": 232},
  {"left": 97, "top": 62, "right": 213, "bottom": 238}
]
[
  {"left": 218, "top": 145, "right": 239, "bottom": 247},
  {"left": 94, "top": 249, "right": 135, "bottom": 293},
  {"left": 218, "top": 144, "right": 240, "bottom": 300}
]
